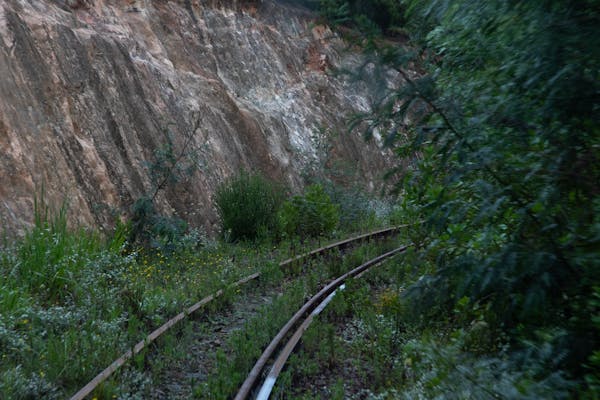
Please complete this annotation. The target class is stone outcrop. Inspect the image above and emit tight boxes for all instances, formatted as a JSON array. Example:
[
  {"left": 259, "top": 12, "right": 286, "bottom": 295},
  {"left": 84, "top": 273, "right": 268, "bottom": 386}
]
[{"left": 0, "top": 0, "right": 395, "bottom": 235}]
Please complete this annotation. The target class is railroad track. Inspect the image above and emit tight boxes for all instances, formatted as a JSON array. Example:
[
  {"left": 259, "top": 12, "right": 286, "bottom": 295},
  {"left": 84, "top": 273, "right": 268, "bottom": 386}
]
[
  {"left": 70, "top": 226, "right": 404, "bottom": 400},
  {"left": 234, "top": 245, "right": 409, "bottom": 400}
]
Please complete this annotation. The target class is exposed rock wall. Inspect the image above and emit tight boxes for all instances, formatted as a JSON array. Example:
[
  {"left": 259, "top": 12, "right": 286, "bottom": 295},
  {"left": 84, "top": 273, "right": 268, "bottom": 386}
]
[{"left": 0, "top": 0, "right": 395, "bottom": 235}]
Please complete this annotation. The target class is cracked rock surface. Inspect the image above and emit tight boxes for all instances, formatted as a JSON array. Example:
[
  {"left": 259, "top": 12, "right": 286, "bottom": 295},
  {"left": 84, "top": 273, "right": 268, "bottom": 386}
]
[{"left": 0, "top": 0, "right": 395, "bottom": 234}]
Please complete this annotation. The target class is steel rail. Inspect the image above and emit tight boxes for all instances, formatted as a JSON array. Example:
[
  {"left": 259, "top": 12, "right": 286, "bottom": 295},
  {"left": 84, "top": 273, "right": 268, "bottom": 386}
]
[
  {"left": 278, "top": 225, "right": 404, "bottom": 268},
  {"left": 255, "top": 284, "right": 345, "bottom": 400},
  {"left": 235, "top": 245, "right": 409, "bottom": 400},
  {"left": 69, "top": 226, "right": 402, "bottom": 400}
]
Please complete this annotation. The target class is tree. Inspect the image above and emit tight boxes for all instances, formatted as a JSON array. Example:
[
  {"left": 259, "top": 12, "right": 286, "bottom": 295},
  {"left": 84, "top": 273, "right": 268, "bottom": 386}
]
[
  {"left": 343, "top": 0, "right": 599, "bottom": 392},
  {"left": 314, "top": 0, "right": 405, "bottom": 35}
]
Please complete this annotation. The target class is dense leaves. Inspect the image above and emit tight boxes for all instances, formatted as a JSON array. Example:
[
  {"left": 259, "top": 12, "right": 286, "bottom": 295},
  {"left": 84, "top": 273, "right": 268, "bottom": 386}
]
[
  {"left": 215, "top": 171, "right": 284, "bottom": 242},
  {"left": 298, "top": 0, "right": 405, "bottom": 35},
  {"left": 129, "top": 196, "right": 188, "bottom": 252},
  {"left": 278, "top": 184, "right": 340, "bottom": 239},
  {"left": 340, "top": 0, "right": 599, "bottom": 393}
]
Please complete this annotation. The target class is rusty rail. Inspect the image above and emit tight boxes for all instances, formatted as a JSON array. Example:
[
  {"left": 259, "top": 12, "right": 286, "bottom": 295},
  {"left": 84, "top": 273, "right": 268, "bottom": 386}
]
[
  {"left": 278, "top": 225, "right": 404, "bottom": 268},
  {"left": 235, "top": 245, "right": 409, "bottom": 400},
  {"left": 69, "top": 226, "right": 403, "bottom": 400}
]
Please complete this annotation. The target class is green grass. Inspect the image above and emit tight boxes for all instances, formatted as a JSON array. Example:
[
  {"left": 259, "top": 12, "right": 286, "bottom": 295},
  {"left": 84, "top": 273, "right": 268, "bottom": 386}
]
[
  {"left": 272, "top": 242, "right": 577, "bottom": 399},
  {"left": 0, "top": 211, "right": 299, "bottom": 399},
  {"left": 0, "top": 193, "right": 401, "bottom": 399},
  {"left": 195, "top": 238, "right": 403, "bottom": 399}
]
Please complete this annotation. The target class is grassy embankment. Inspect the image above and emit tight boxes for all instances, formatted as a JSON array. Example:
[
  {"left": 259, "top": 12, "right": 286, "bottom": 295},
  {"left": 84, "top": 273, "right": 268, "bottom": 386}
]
[{"left": 0, "top": 191, "right": 397, "bottom": 399}]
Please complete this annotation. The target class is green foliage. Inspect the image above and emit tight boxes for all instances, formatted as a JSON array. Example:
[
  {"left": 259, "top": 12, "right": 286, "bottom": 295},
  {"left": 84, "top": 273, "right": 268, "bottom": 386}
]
[
  {"left": 128, "top": 119, "right": 202, "bottom": 252},
  {"left": 314, "top": 0, "right": 405, "bottom": 35},
  {"left": 197, "top": 281, "right": 307, "bottom": 399},
  {"left": 325, "top": 184, "right": 395, "bottom": 232},
  {"left": 317, "top": 0, "right": 351, "bottom": 26},
  {"left": 336, "top": 0, "right": 599, "bottom": 393},
  {"left": 145, "top": 121, "right": 202, "bottom": 201},
  {"left": 407, "top": 0, "right": 597, "bottom": 322},
  {"left": 585, "top": 286, "right": 600, "bottom": 395},
  {"left": 278, "top": 184, "right": 340, "bottom": 239},
  {"left": 146, "top": 139, "right": 194, "bottom": 192},
  {"left": 129, "top": 196, "right": 188, "bottom": 253},
  {"left": 0, "top": 205, "right": 297, "bottom": 398},
  {"left": 397, "top": 331, "right": 574, "bottom": 399},
  {"left": 14, "top": 197, "right": 102, "bottom": 303},
  {"left": 215, "top": 171, "right": 284, "bottom": 242}
]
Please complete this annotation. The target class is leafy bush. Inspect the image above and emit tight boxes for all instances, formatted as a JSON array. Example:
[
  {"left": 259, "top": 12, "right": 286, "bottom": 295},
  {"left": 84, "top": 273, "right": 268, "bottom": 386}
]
[
  {"left": 325, "top": 185, "right": 395, "bottom": 232},
  {"left": 278, "top": 184, "right": 340, "bottom": 239},
  {"left": 325, "top": 0, "right": 599, "bottom": 394},
  {"left": 215, "top": 171, "right": 284, "bottom": 242},
  {"left": 395, "top": 332, "right": 574, "bottom": 400},
  {"left": 128, "top": 196, "right": 188, "bottom": 253},
  {"left": 315, "top": 0, "right": 405, "bottom": 35},
  {"left": 327, "top": 185, "right": 372, "bottom": 231}
]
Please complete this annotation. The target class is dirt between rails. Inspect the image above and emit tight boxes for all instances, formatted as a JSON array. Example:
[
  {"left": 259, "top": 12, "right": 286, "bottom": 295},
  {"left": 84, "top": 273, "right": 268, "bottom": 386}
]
[
  {"left": 137, "top": 239, "right": 397, "bottom": 399},
  {"left": 286, "top": 318, "right": 386, "bottom": 400},
  {"left": 148, "top": 281, "right": 283, "bottom": 399},
  {"left": 285, "top": 284, "right": 398, "bottom": 399}
]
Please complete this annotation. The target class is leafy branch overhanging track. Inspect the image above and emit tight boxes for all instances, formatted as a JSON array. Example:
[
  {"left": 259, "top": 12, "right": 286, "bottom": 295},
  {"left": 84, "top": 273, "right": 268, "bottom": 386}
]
[
  {"left": 69, "top": 226, "right": 404, "bottom": 400},
  {"left": 235, "top": 245, "right": 409, "bottom": 400}
]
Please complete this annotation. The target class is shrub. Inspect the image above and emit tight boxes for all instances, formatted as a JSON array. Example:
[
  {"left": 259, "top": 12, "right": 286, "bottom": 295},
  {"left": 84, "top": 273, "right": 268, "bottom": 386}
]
[
  {"left": 128, "top": 196, "right": 188, "bottom": 253},
  {"left": 215, "top": 171, "right": 284, "bottom": 242},
  {"left": 316, "top": 0, "right": 405, "bottom": 35},
  {"left": 325, "top": 185, "right": 387, "bottom": 232},
  {"left": 278, "top": 184, "right": 340, "bottom": 239}
]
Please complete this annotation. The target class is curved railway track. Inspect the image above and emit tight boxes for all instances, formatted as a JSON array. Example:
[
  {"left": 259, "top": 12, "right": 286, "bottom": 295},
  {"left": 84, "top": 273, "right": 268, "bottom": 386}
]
[
  {"left": 234, "top": 245, "right": 409, "bottom": 400},
  {"left": 69, "top": 226, "right": 404, "bottom": 400}
]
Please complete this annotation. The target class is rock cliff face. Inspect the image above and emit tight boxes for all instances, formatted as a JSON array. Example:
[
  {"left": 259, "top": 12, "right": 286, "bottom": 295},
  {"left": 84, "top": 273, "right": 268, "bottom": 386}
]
[{"left": 0, "top": 0, "right": 394, "bottom": 235}]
